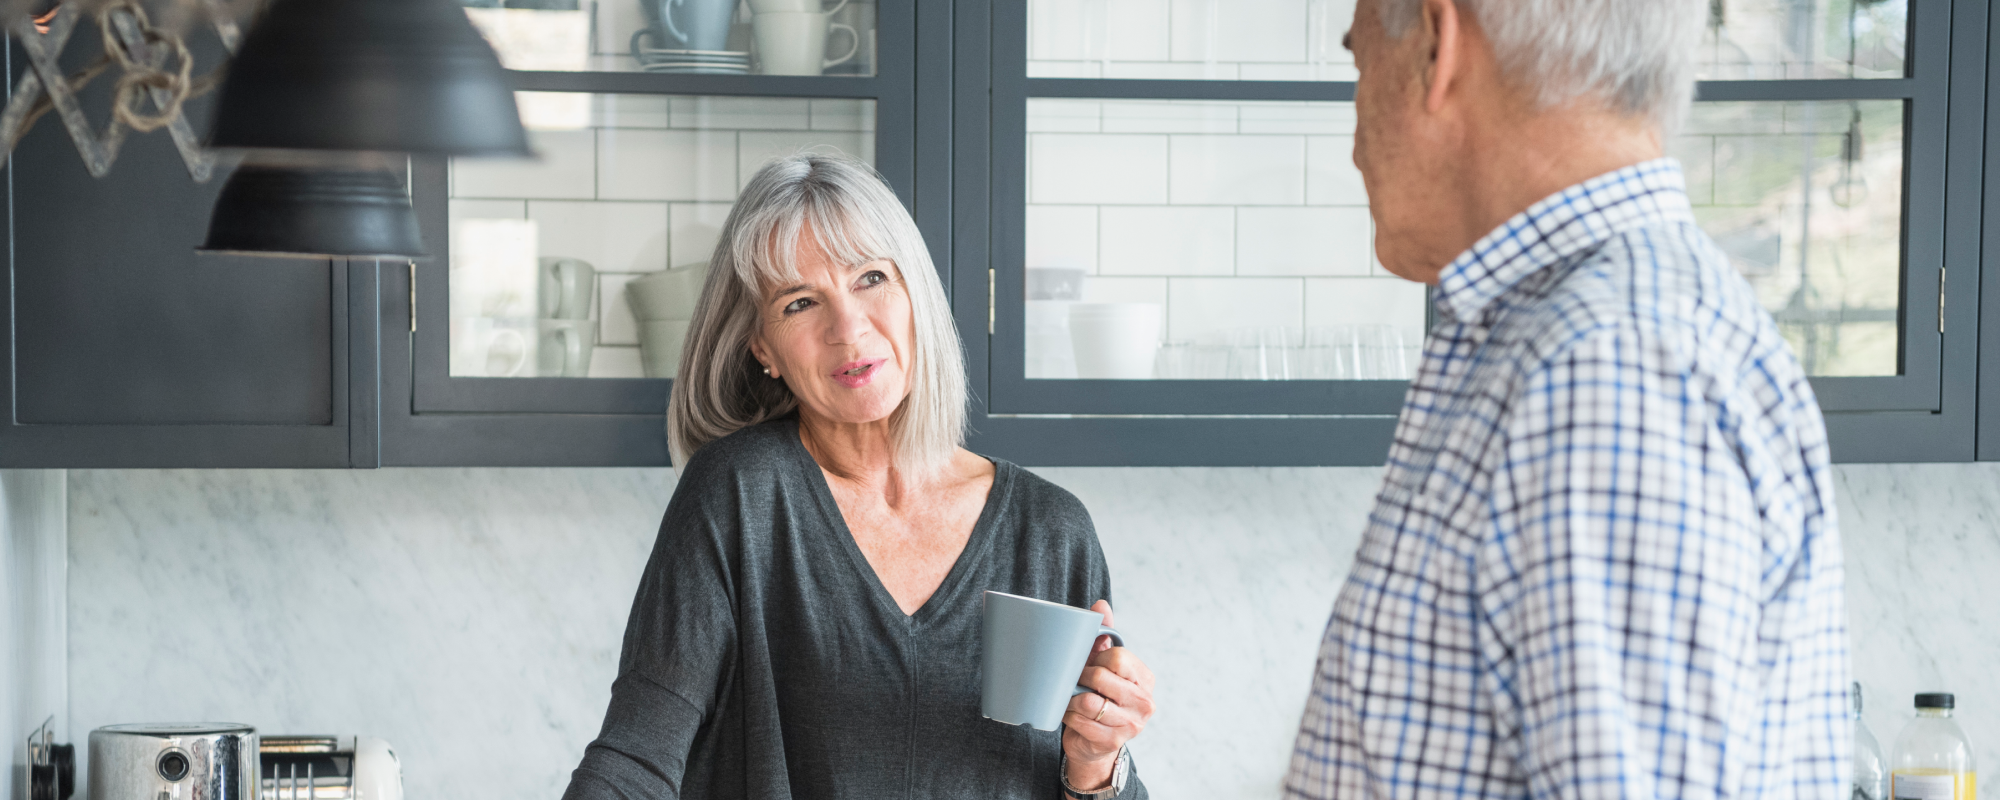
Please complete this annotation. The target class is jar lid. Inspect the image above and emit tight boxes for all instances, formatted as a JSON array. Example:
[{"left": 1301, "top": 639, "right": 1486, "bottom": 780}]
[{"left": 1915, "top": 692, "right": 1955, "bottom": 709}]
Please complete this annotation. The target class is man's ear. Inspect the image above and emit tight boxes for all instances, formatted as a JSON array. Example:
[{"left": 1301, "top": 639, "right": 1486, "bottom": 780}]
[{"left": 1420, "top": 0, "right": 1462, "bottom": 113}]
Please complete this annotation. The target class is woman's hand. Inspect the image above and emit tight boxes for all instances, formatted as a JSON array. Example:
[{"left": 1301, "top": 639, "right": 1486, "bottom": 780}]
[{"left": 1061, "top": 600, "right": 1155, "bottom": 791}]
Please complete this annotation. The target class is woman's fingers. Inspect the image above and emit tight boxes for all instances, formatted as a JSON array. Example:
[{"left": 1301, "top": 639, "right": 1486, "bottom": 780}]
[
  {"left": 1086, "top": 644, "right": 1156, "bottom": 693},
  {"left": 1090, "top": 599, "right": 1115, "bottom": 652}
]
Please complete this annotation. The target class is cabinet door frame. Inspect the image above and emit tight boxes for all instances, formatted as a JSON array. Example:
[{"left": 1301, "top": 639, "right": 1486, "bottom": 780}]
[{"left": 954, "top": 0, "right": 1984, "bottom": 466}]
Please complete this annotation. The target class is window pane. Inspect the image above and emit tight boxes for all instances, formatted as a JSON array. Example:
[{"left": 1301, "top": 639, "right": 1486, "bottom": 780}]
[
  {"left": 448, "top": 93, "right": 876, "bottom": 379},
  {"left": 1021, "top": 98, "right": 1426, "bottom": 381},
  {"left": 463, "top": 0, "right": 879, "bottom": 76},
  {"left": 1697, "top": 0, "right": 1907, "bottom": 79},
  {"left": 1672, "top": 100, "right": 1905, "bottom": 377},
  {"left": 1024, "top": 0, "right": 1905, "bottom": 82}
]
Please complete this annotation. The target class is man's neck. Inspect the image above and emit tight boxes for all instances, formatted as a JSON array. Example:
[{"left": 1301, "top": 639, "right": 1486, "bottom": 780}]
[{"left": 1418, "top": 109, "right": 1665, "bottom": 284}]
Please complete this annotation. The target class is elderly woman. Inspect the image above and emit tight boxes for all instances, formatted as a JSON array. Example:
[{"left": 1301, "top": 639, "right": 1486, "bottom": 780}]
[{"left": 560, "top": 154, "right": 1154, "bottom": 800}]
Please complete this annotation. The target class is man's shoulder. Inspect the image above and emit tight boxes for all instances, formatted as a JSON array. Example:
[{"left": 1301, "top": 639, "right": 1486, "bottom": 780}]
[{"left": 1512, "top": 219, "right": 1787, "bottom": 380}]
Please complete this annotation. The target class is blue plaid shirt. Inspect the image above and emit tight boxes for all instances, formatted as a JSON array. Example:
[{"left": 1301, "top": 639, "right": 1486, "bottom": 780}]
[{"left": 1285, "top": 160, "right": 1850, "bottom": 800}]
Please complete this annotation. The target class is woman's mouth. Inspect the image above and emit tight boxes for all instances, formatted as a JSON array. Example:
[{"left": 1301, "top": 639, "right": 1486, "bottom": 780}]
[{"left": 831, "top": 359, "right": 887, "bottom": 388}]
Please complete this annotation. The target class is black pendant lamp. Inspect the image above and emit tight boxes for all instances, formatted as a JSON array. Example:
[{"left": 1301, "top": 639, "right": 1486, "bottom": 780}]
[
  {"left": 199, "top": 165, "right": 426, "bottom": 259},
  {"left": 207, "top": 0, "right": 530, "bottom": 155}
]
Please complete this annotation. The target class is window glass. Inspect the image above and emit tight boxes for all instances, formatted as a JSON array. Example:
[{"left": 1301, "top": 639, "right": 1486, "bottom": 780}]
[
  {"left": 448, "top": 93, "right": 876, "bottom": 379},
  {"left": 1671, "top": 100, "right": 1906, "bottom": 377}
]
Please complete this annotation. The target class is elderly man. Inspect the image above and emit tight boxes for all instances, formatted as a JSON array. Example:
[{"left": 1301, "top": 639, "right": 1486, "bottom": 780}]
[{"left": 1285, "top": 1, "right": 1849, "bottom": 799}]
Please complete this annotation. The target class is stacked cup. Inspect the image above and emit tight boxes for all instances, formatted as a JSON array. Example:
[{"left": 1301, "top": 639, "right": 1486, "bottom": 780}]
[
  {"left": 537, "top": 257, "right": 598, "bottom": 377},
  {"left": 624, "top": 263, "right": 708, "bottom": 378},
  {"left": 750, "top": 0, "right": 859, "bottom": 75}
]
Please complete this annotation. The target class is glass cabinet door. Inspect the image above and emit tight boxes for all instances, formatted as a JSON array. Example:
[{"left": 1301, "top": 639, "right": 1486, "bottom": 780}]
[
  {"left": 463, "top": 0, "right": 881, "bottom": 76},
  {"left": 446, "top": 93, "right": 876, "bottom": 381}
]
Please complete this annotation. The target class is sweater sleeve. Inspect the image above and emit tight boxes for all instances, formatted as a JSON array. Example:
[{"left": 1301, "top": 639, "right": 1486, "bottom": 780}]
[{"left": 562, "top": 460, "right": 744, "bottom": 800}]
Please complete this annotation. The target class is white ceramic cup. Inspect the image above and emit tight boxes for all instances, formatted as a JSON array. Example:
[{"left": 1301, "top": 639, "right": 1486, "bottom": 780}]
[
  {"left": 753, "top": 12, "right": 857, "bottom": 75},
  {"left": 537, "top": 319, "right": 597, "bottom": 378},
  {"left": 1068, "top": 303, "right": 1162, "bottom": 380},
  {"left": 747, "top": 0, "right": 846, "bottom": 14},
  {"left": 451, "top": 317, "right": 533, "bottom": 377},
  {"left": 625, "top": 264, "right": 708, "bottom": 321},
  {"left": 639, "top": 319, "right": 694, "bottom": 378},
  {"left": 539, "top": 257, "right": 596, "bottom": 320}
]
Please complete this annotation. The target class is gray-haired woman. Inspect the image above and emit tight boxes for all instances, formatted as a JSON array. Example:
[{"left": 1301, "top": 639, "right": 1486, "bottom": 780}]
[{"left": 560, "top": 154, "right": 1154, "bottom": 800}]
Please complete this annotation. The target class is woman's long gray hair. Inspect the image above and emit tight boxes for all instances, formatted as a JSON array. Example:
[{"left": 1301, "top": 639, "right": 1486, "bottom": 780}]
[{"left": 666, "top": 153, "right": 968, "bottom": 476}]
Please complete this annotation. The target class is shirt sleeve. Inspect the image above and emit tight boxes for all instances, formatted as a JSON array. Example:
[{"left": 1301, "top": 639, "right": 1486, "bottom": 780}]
[
  {"left": 1477, "top": 323, "right": 1820, "bottom": 800},
  {"left": 561, "top": 466, "right": 742, "bottom": 800}
]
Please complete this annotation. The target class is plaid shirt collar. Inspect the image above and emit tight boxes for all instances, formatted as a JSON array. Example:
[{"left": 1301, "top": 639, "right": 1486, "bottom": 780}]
[{"left": 1433, "top": 158, "right": 1696, "bottom": 324}]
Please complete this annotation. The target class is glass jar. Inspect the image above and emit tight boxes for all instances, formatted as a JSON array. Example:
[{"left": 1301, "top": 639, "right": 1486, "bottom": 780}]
[{"left": 1891, "top": 693, "right": 1977, "bottom": 800}]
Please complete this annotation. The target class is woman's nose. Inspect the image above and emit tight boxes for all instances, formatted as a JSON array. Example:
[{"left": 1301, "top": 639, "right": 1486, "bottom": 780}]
[{"left": 823, "top": 295, "right": 872, "bottom": 344}]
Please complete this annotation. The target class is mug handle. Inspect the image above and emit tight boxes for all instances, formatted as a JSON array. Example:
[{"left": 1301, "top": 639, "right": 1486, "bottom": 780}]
[
  {"left": 1068, "top": 626, "right": 1123, "bottom": 697},
  {"left": 823, "top": 22, "right": 859, "bottom": 68},
  {"left": 493, "top": 329, "right": 528, "bottom": 377},
  {"left": 561, "top": 326, "right": 588, "bottom": 377},
  {"left": 630, "top": 26, "right": 657, "bottom": 62},
  {"left": 821, "top": 0, "right": 848, "bottom": 16}
]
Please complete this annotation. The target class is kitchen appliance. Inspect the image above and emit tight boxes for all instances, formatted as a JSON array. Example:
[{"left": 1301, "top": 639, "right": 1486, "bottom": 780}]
[
  {"left": 257, "top": 736, "right": 403, "bottom": 800},
  {"left": 88, "top": 724, "right": 257, "bottom": 800}
]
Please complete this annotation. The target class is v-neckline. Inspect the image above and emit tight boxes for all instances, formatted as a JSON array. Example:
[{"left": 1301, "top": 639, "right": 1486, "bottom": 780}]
[{"left": 786, "top": 421, "right": 1010, "bottom": 626}]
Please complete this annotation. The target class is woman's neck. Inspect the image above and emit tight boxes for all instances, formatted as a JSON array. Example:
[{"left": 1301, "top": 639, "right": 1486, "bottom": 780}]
[{"left": 797, "top": 412, "right": 905, "bottom": 491}]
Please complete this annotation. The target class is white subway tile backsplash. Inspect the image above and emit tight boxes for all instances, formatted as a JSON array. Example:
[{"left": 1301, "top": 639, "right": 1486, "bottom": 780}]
[
  {"left": 528, "top": 201, "right": 670, "bottom": 274},
  {"left": 453, "top": 130, "right": 596, "bottom": 199},
  {"left": 1028, "top": 0, "right": 1171, "bottom": 62},
  {"left": 597, "top": 273, "right": 643, "bottom": 345},
  {"left": 1166, "top": 277, "right": 1303, "bottom": 341},
  {"left": 1030, "top": 134, "right": 1170, "bottom": 204},
  {"left": 597, "top": 129, "right": 738, "bottom": 201},
  {"left": 1029, "top": 100, "right": 1105, "bottom": 133},
  {"left": 1103, "top": 101, "right": 1239, "bottom": 134},
  {"left": 737, "top": 131, "right": 874, "bottom": 189},
  {"left": 1081, "top": 276, "right": 1169, "bottom": 306},
  {"left": 1100, "top": 206, "right": 1236, "bottom": 276},
  {"left": 1303, "top": 277, "right": 1428, "bottom": 334},
  {"left": 1170, "top": 135, "right": 1305, "bottom": 205},
  {"left": 809, "top": 99, "right": 875, "bottom": 132},
  {"left": 1305, "top": 136, "right": 1367, "bottom": 205},
  {"left": 671, "top": 97, "right": 813, "bottom": 131},
  {"left": 1170, "top": 0, "right": 1308, "bottom": 64},
  {"left": 669, "top": 203, "right": 734, "bottom": 267},
  {"left": 450, "top": 199, "right": 527, "bottom": 220},
  {"left": 1025, "top": 205, "right": 1100, "bottom": 271},
  {"left": 587, "top": 345, "right": 646, "bottom": 378},
  {"left": 1025, "top": 60, "right": 1104, "bottom": 78},
  {"left": 1236, "top": 207, "right": 1371, "bottom": 276},
  {"left": 592, "top": 94, "right": 670, "bottom": 129},
  {"left": 1239, "top": 103, "right": 1354, "bottom": 135}
]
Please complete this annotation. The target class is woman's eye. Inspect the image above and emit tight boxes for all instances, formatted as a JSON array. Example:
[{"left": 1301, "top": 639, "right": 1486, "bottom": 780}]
[
  {"left": 859, "top": 270, "right": 888, "bottom": 288},
  {"left": 783, "top": 297, "right": 814, "bottom": 314}
]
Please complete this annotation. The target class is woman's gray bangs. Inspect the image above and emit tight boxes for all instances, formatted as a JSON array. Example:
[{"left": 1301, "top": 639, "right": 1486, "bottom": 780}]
[{"left": 728, "top": 170, "right": 900, "bottom": 292}]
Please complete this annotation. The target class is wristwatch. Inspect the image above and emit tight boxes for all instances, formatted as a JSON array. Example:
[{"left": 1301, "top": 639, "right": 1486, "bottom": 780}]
[{"left": 1059, "top": 747, "right": 1129, "bottom": 799}]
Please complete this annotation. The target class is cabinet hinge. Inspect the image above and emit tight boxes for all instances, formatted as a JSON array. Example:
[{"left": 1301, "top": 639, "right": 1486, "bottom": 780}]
[
  {"left": 988, "top": 268, "right": 996, "bottom": 336},
  {"left": 409, "top": 262, "right": 418, "bottom": 333}
]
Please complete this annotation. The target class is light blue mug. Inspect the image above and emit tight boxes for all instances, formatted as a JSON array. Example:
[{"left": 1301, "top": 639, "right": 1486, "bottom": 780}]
[{"left": 981, "top": 590, "right": 1124, "bottom": 731}]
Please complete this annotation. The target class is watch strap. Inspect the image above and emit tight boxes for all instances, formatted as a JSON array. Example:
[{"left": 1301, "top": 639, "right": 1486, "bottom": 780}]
[{"left": 1059, "top": 747, "right": 1128, "bottom": 799}]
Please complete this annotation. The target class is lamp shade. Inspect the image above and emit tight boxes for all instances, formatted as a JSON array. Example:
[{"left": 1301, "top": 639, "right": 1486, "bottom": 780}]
[
  {"left": 207, "top": 0, "right": 530, "bottom": 155},
  {"left": 200, "top": 166, "right": 427, "bottom": 259}
]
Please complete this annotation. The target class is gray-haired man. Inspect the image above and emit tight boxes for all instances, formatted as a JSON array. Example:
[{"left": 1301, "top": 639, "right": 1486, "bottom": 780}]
[{"left": 1285, "top": 1, "right": 1849, "bottom": 798}]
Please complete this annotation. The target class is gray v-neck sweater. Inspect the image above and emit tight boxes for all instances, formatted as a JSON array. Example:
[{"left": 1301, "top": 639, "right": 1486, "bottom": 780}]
[{"left": 560, "top": 420, "right": 1146, "bottom": 800}]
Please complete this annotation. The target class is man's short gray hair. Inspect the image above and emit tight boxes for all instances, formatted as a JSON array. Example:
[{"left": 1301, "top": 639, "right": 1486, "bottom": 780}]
[
  {"left": 1378, "top": 0, "right": 1705, "bottom": 131},
  {"left": 667, "top": 153, "right": 968, "bottom": 476}
]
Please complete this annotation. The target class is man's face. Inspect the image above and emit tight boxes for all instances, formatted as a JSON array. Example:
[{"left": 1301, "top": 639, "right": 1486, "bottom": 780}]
[{"left": 1348, "top": 0, "right": 1457, "bottom": 283}]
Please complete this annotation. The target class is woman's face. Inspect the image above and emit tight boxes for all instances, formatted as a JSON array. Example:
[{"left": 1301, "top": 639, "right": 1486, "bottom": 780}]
[{"left": 748, "top": 237, "right": 915, "bottom": 428}]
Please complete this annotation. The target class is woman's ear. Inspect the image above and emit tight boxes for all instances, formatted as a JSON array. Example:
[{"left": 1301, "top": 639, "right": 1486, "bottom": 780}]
[{"left": 748, "top": 335, "right": 777, "bottom": 378}]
